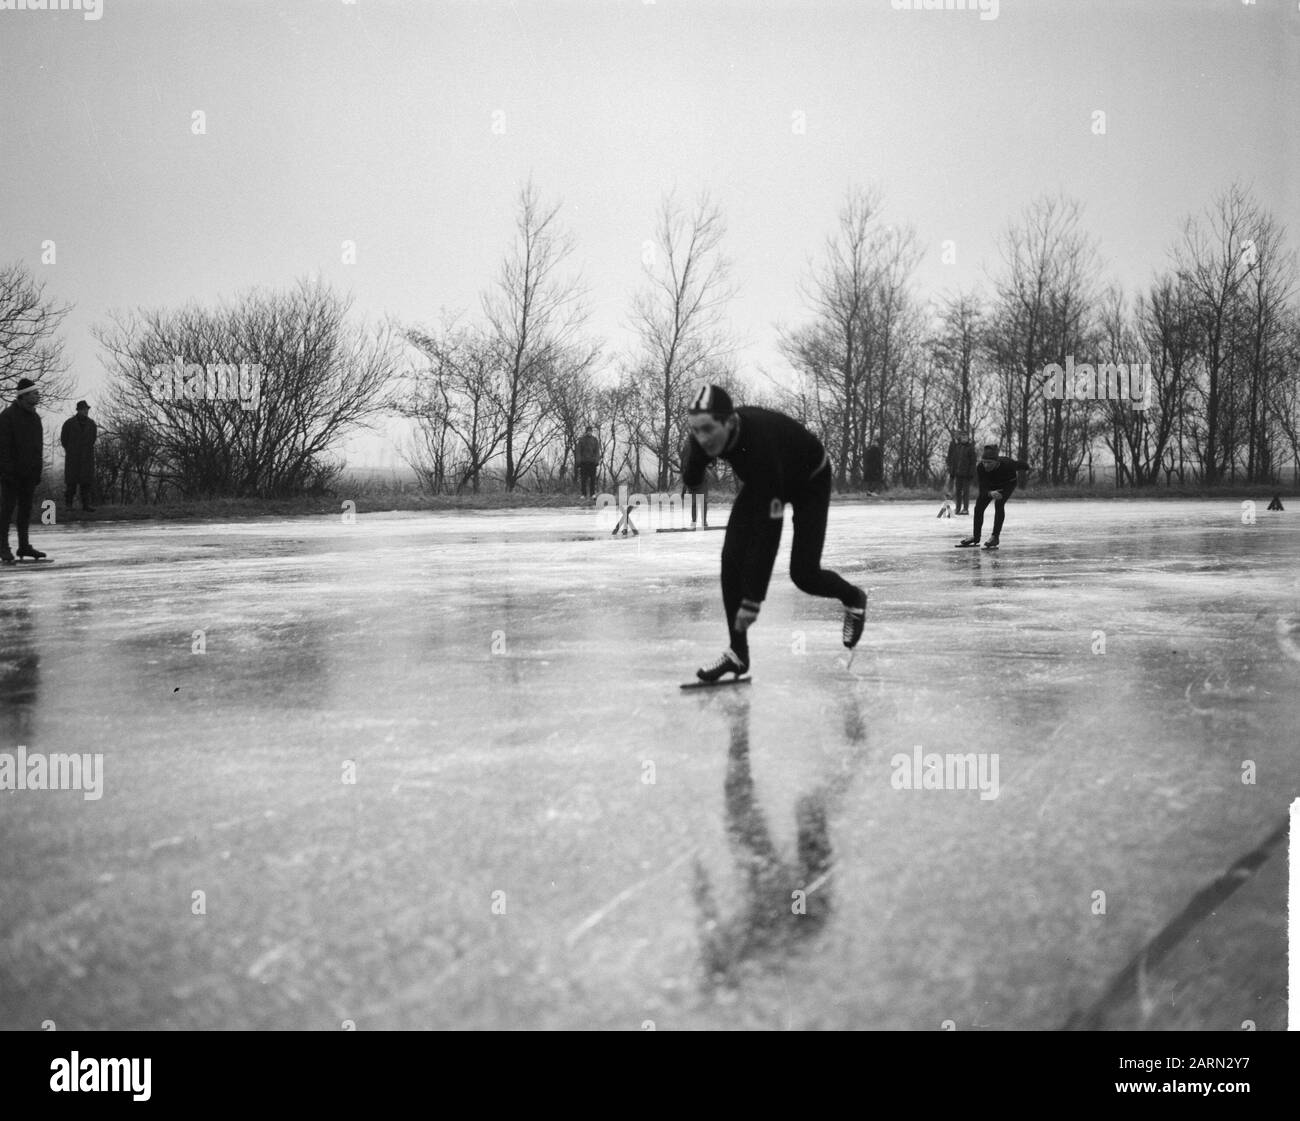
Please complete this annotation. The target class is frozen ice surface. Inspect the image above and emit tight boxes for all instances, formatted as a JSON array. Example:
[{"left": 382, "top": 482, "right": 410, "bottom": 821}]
[{"left": 0, "top": 499, "right": 1295, "bottom": 1029}]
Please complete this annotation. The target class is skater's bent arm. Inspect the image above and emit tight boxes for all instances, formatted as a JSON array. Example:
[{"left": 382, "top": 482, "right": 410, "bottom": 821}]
[{"left": 681, "top": 437, "right": 709, "bottom": 490}]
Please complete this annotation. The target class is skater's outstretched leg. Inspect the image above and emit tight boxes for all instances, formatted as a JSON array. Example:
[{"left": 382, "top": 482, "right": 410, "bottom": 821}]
[{"left": 788, "top": 470, "right": 867, "bottom": 647}]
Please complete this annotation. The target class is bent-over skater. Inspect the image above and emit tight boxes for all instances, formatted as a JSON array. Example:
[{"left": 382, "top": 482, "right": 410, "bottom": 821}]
[
  {"left": 958, "top": 443, "right": 1033, "bottom": 550},
  {"left": 683, "top": 386, "right": 867, "bottom": 682}
]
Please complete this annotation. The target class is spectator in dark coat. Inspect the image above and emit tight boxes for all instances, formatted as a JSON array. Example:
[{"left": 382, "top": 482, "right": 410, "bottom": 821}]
[
  {"left": 0, "top": 379, "right": 48, "bottom": 562},
  {"left": 945, "top": 431, "right": 977, "bottom": 514},
  {"left": 575, "top": 425, "right": 601, "bottom": 500},
  {"left": 864, "top": 445, "right": 884, "bottom": 491},
  {"left": 61, "top": 399, "right": 97, "bottom": 512}
]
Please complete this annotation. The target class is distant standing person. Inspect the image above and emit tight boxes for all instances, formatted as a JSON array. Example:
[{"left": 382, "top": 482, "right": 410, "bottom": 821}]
[
  {"left": 576, "top": 425, "right": 600, "bottom": 501},
  {"left": 946, "top": 430, "right": 976, "bottom": 515},
  {"left": 681, "top": 468, "right": 709, "bottom": 528},
  {"left": 958, "top": 444, "right": 1033, "bottom": 550},
  {"left": 863, "top": 445, "right": 884, "bottom": 492},
  {"left": 61, "top": 399, "right": 97, "bottom": 512},
  {"left": 0, "top": 379, "right": 48, "bottom": 563}
]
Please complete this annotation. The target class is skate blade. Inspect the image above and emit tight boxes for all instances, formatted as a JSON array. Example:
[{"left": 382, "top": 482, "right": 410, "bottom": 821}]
[{"left": 680, "top": 676, "right": 751, "bottom": 690}]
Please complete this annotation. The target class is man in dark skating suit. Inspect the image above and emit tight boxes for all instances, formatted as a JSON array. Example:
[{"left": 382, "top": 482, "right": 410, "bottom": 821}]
[
  {"left": 958, "top": 443, "right": 1033, "bottom": 549},
  {"left": 682, "top": 385, "right": 868, "bottom": 682}
]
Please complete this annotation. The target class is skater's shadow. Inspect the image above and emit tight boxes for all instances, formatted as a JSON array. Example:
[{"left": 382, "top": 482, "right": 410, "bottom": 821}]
[
  {"left": 692, "top": 702, "right": 834, "bottom": 989},
  {"left": 0, "top": 602, "right": 41, "bottom": 742}
]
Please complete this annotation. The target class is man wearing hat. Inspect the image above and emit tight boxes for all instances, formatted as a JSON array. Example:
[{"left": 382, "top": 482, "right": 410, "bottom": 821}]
[
  {"left": 957, "top": 443, "right": 1033, "bottom": 550},
  {"left": 682, "top": 385, "right": 868, "bottom": 682},
  {"left": 575, "top": 424, "right": 600, "bottom": 501},
  {"left": 945, "top": 429, "right": 977, "bottom": 515},
  {"left": 61, "top": 400, "right": 97, "bottom": 512},
  {"left": 0, "top": 379, "right": 49, "bottom": 563}
]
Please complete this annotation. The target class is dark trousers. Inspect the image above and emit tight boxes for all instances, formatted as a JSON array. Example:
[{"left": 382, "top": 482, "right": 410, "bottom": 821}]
[
  {"left": 685, "top": 487, "right": 708, "bottom": 525},
  {"left": 973, "top": 481, "right": 1017, "bottom": 540},
  {"left": 1, "top": 477, "right": 37, "bottom": 549},
  {"left": 578, "top": 462, "right": 597, "bottom": 498},
  {"left": 953, "top": 475, "right": 971, "bottom": 512},
  {"left": 721, "top": 467, "right": 857, "bottom": 663},
  {"left": 66, "top": 480, "right": 92, "bottom": 509}
]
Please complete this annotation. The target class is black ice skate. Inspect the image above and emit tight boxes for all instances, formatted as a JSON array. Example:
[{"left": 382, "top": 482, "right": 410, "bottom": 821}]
[
  {"left": 983, "top": 536, "right": 1000, "bottom": 550},
  {"left": 17, "top": 544, "right": 48, "bottom": 561},
  {"left": 0, "top": 544, "right": 14, "bottom": 565},
  {"left": 956, "top": 537, "right": 980, "bottom": 548},
  {"left": 842, "top": 587, "right": 869, "bottom": 649},
  {"left": 689, "top": 648, "right": 750, "bottom": 686}
]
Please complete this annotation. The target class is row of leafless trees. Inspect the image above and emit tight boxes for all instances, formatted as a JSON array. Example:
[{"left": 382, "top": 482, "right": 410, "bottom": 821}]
[
  {"left": 773, "top": 184, "right": 1298, "bottom": 489},
  {"left": 398, "top": 181, "right": 739, "bottom": 495},
  {"left": 3, "top": 181, "right": 1296, "bottom": 500}
]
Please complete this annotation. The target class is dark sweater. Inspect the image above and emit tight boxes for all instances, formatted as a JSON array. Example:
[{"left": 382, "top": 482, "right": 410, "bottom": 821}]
[
  {"left": 976, "top": 456, "right": 1031, "bottom": 494},
  {"left": 682, "top": 407, "right": 828, "bottom": 504},
  {"left": 0, "top": 403, "right": 44, "bottom": 482}
]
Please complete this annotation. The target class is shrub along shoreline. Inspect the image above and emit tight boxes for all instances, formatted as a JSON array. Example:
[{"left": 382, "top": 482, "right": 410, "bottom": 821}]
[{"left": 34, "top": 483, "right": 1296, "bottom": 524}]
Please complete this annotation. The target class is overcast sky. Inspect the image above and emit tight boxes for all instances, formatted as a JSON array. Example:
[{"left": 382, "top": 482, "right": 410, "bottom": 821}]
[{"left": 2, "top": 0, "right": 1296, "bottom": 465}]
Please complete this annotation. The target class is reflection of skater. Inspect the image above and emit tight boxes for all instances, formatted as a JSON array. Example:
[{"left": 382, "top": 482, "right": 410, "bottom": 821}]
[
  {"left": 692, "top": 709, "right": 831, "bottom": 986},
  {"left": 1267, "top": 494, "right": 1284, "bottom": 511},
  {"left": 958, "top": 443, "right": 1032, "bottom": 549},
  {"left": 0, "top": 379, "right": 48, "bottom": 564},
  {"left": 683, "top": 386, "right": 867, "bottom": 681}
]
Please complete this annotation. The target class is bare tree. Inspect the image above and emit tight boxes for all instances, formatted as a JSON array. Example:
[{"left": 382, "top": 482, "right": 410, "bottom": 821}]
[
  {"left": 96, "top": 279, "right": 398, "bottom": 498},
  {"left": 93, "top": 411, "right": 165, "bottom": 504},
  {"left": 866, "top": 224, "right": 924, "bottom": 475},
  {"left": 930, "top": 290, "right": 987, "bottom": 439},
  {"left": 630, "top": 191, "right": 735, "bottom": 489},
  {"left": 1133, "top": 273, "right": 1201, "bottom": 485},
  {"left": 403, "top": 319, "right": 507, "bottom": 494},
  {"left": 483, "top": 181, "right": 589, "bottom": 491},
  {"left": 0, "top": 261, "right": 74, "bottom": 401},
  {"left": 1271, "top": 315, "right": 1300, "bottom": 484},
  {"left": 780, "top": 187, "right": 884, "bottom": 488},
  {"left": 1172, "top": 183, "right": 1262, "bottom": 484},
  {"left": 1236, "top": 209, "right": 1297, "bottom": 483},
  {"left": 539, "top": 340, "right": 602, "bottom": 489},
  {"left": 987, "top": 194, "right": 1102, "bottom": 481}
]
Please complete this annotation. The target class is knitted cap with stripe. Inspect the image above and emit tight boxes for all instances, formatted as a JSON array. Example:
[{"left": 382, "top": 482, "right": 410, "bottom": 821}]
[{"left": 688, "top": 385, "right": 733, "bottom": 416}]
